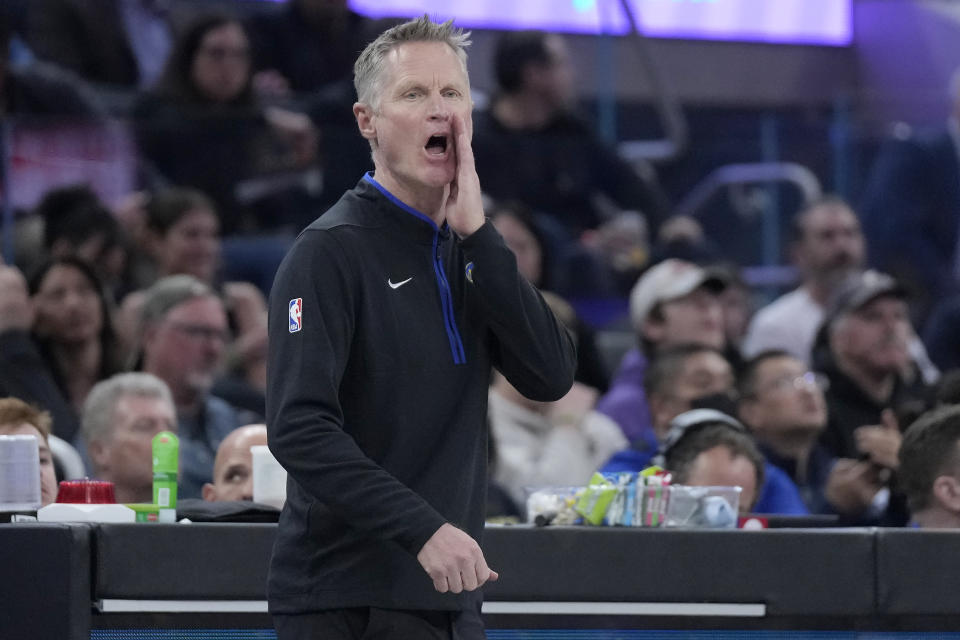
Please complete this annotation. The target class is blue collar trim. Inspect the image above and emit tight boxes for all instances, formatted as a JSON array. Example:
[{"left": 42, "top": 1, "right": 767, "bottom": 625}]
[{"left": 363, "top": 172, "right": 439, "bottom": 231}]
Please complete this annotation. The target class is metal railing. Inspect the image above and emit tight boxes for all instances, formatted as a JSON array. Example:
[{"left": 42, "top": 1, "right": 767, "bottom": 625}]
[{"left": 615, "top": 0, "right": 690, "bottom": 163}]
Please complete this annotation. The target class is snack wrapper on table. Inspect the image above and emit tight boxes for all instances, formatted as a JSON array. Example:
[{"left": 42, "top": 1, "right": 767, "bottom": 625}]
[{"left": 523, "top": 466, "right": 740, "bottom": 529}]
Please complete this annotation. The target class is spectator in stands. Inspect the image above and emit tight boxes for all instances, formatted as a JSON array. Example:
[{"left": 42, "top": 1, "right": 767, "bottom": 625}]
[
  {"left": 919, "top": 290, "right": 960, "bottom": 373},
  {"left": 133, "top": 13, "right": 319, "bottom": 235},
  {"left": 488, "top": 371, "right": 626, "bottom": 508},
  {"left": 810, "top": 270, "right": 929, "bottom": 526},
  {"left": 485, "top": 419, "right": 524, "bottom": 521},
  {"left": 0, "top": 397, "right": 58, "bottom": 505},
  {"left": 472, "top": 30, "right": 668, "bottom": 245},
  {"left": 659, "top": 409, "right": 765, "bottom": 514},
  {"left": 34, "top": 185, "right": 129, "bottom": 298},
  {"left": 81, "top": 372, "right": 176, "bottom": 504},
  {"left": 648, "top": 213, "right": 722, "bottom": 268},
  {"left": 0, "top": 16, "right": 104, "bottom": 119},
  {"left": 814, "top": 270, "right": 928, "bottom": 462},
  {"left": 143, "top": 187, "right": 222, "bottom": 286},
  {"left": 717, "top": 266, "right": 754, "bottom": 368},
  {"left": 137, "top": 275, "right": 260, "bottom": 498},
  {"left": 489, "top": 203, "right": 555, "bottom": 291},
  {"left": 739, "top": 350, "right": 889, "bottom": 519},
  {"left": 900, "top": 405, "right": 960, "bottom": 528},
  {"left": 602, "top": 344, "right": 734, "bottom": 471},
  {"left": 244, "top": 0, "right": 376, "bottom": 217},
  {"left": 202, "top": 423, "right": 267, "bottom": 503},
  {"left": 575, "top": 210, "right": 652, "bottom": 298},
  {"left": 601, "top": 345, "right": 808, "bottom": 513},
  {"left": 859, "top": 67, "right": 960, "bottom": 318},
  {"left": 27, "top": 0, "right": 177, "bottom": 90},
  {"left": 490, "top": 203, "right": 609, "bottom": 391},
  {"left": 596, "top": 259, "right": 727, "bottom": 448},
  {"left": 28, "top": 257, "right": 122, "bottom": 414},
  {"left": 0, "top": 264, "right": 79, "bottom": 441},
  {"left": 0, "top": 13, "right": 104, "bottom": 118},
  {"left": 246, "top": 0, "right": 373, "bottom": 98},
  {"left": 742, "top": 196, "right": 864, "bottom": 364},
  {"left": 115, "top": 188, "right": 268, "bottom": 394}
]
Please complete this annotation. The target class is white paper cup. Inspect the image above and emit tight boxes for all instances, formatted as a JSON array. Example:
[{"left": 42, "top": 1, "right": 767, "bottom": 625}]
[
  {"left": 0, "top": 435, "right": 41, "bottom": 512},
  {"left": 252, "top": 445, "right": 287, "bottom": 509}
]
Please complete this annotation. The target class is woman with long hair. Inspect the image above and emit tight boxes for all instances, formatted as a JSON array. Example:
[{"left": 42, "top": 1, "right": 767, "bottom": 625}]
[
  {"left": 133, "top": 12, "right": 318, "bottom": 235},
  {"left": 28, "top": 256, "right": 122, "bottom": 416}
]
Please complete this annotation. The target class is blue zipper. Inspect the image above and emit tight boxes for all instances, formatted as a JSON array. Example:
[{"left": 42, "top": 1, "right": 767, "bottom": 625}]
[
  {"left": 432, "top": 231, "right": 467, "bottom": 365},
  {"left": 363, "top": 173, "right": 467, "bottom": 365}
]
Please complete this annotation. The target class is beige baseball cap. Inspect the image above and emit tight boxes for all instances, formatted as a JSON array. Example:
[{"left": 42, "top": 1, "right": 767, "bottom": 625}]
[{"left": 629, "top": 259, "right": 728, "bottom": 332}]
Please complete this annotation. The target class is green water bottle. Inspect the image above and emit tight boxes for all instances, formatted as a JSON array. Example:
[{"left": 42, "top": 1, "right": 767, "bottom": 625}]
[{"left": 152, "top": 431, "right": 179, "bottom": 511}]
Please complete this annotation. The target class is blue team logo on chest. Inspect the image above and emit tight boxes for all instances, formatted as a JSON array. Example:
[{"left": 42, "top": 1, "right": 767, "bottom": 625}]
[{"left": 465, "top": 261, "right": 475, "bottom": 284}]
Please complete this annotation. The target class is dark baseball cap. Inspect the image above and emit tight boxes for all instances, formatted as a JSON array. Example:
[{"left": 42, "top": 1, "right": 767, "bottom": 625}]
[{"left": 824, "top": 270, "right": 908, "bottom": 328}]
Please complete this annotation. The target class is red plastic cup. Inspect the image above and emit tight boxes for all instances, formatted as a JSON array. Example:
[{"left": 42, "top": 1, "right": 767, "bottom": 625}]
[{"left": 57, "top": 480, "right": 117, "bottom": 504}]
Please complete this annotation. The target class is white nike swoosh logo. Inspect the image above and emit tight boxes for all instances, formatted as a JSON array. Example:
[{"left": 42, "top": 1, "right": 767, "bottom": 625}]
[{"left": 388, "top": 277, "right": 413, "bottom": 289}]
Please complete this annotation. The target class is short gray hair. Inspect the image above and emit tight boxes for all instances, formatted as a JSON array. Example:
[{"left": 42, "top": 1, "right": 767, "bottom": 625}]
[
  {"left": 81, "top": 372, "right": 174, "bottom": 445},
  {"left": 141, "top": 274, "right": 218, "bottom": 328},
  {"left": 354, "top": 14, "right": 471, "bottom": 109}
]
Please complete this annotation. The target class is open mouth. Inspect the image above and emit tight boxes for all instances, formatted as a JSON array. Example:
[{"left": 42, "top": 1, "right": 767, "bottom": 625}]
[{"left": 425, "top": 134, "right": 448, "bottom": 156}]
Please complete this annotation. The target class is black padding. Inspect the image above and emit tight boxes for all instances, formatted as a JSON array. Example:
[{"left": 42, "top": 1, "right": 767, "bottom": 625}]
[
  {"left": 876, "top": 529, "right": 960, "bottom": 614},
  {"left": 93, "top": 523, "right": 277, "bottom": 599},
  {"left": 176, "top": 498, "right": 280, "bottom": 523},
  {"left": 481, "top": 526, "right": 876, "bottom": 616},
  {"left": 0, "top": 523, "right": 92, "bottom": 640}
]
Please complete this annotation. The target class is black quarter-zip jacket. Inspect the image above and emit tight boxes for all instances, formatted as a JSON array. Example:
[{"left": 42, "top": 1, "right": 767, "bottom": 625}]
[{"left": 266, "top": 174, "right": 577, "bottom": 613}]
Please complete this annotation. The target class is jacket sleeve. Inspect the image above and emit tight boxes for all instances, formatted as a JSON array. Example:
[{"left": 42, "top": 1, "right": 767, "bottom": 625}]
[
  {"left": 458, "top": 221, "right": 577, "bottom": 402},
  {"left": 266, "top": 230, "right": 447, "bottom": 555}
]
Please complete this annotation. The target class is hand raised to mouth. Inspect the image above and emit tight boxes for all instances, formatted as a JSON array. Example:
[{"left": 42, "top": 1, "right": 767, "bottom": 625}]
[{"left": 443, "top": 113, "right": 484, "bottom": 238}]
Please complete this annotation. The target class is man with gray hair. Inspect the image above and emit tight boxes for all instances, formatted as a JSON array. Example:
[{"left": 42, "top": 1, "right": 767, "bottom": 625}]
[
  {"left": 267, "top": 15, "right": 576, "bottom": 639},
  {"left": 139, "top": 275, "right": 259, "bottom": 499},
  {"left": 82, "top": 372, "right": 177, "bottom": 504}
]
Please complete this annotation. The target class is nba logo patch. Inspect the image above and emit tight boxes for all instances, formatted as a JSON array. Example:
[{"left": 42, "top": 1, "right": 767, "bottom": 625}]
[{"left": 289, "top": 298, "right": 302, "bottom": 333}]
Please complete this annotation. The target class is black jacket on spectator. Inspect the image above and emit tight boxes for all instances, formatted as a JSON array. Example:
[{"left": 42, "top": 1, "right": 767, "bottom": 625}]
[
  {"left": 472, "top": 108, "right": 668, "bottom": 238},
  {"left": 819, "top": 360, "right": 929, "bottom": 460},
  {"left": 811, "top": 334, "right": 923, "bottom": 528},
  {"left": 133, "top": 95, "right": 314, "bottom": 234},
  {"left": 27, "top": 0, "right": 171, "bottom": 87},
  {"left": 860, "top": 130, "right": 960, "bottom": 320},
  {"left": 246, "top": 7, "right": 373, "bottom": 95},
  {"left": 4, "top": 61, "right": 104, "bottom": 118},
  {"left": 0, "top": 330, "right": 79, "bottom": 442}
]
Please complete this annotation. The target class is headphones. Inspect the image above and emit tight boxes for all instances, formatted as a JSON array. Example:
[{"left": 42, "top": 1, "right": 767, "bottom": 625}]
[{"left": 651, "top": 408, "right": 748, "bottom": 468}]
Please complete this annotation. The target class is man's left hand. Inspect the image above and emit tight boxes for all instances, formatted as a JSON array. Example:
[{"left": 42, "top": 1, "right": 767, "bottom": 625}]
[
  {"left": 854, "top": 409, "right": 902, "bottom": 470},
  {"left": 443, "top": 113, "right": 485, "bottom": 238}
]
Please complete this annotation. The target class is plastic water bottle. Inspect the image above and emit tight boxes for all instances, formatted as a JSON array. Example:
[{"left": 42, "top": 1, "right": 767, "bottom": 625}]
[{"left": 152, "top": 431, "right": 179, "bottom": 516}]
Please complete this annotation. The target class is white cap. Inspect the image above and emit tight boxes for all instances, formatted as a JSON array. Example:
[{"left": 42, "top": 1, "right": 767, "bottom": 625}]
[{"left": 629, "top": 259, "right": 727, "bottom": 333}]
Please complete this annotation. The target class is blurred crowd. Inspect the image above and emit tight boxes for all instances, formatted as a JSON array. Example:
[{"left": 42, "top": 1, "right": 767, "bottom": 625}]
[{"left": 4, "top": 1, "right": 960, "bottom": 531}]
